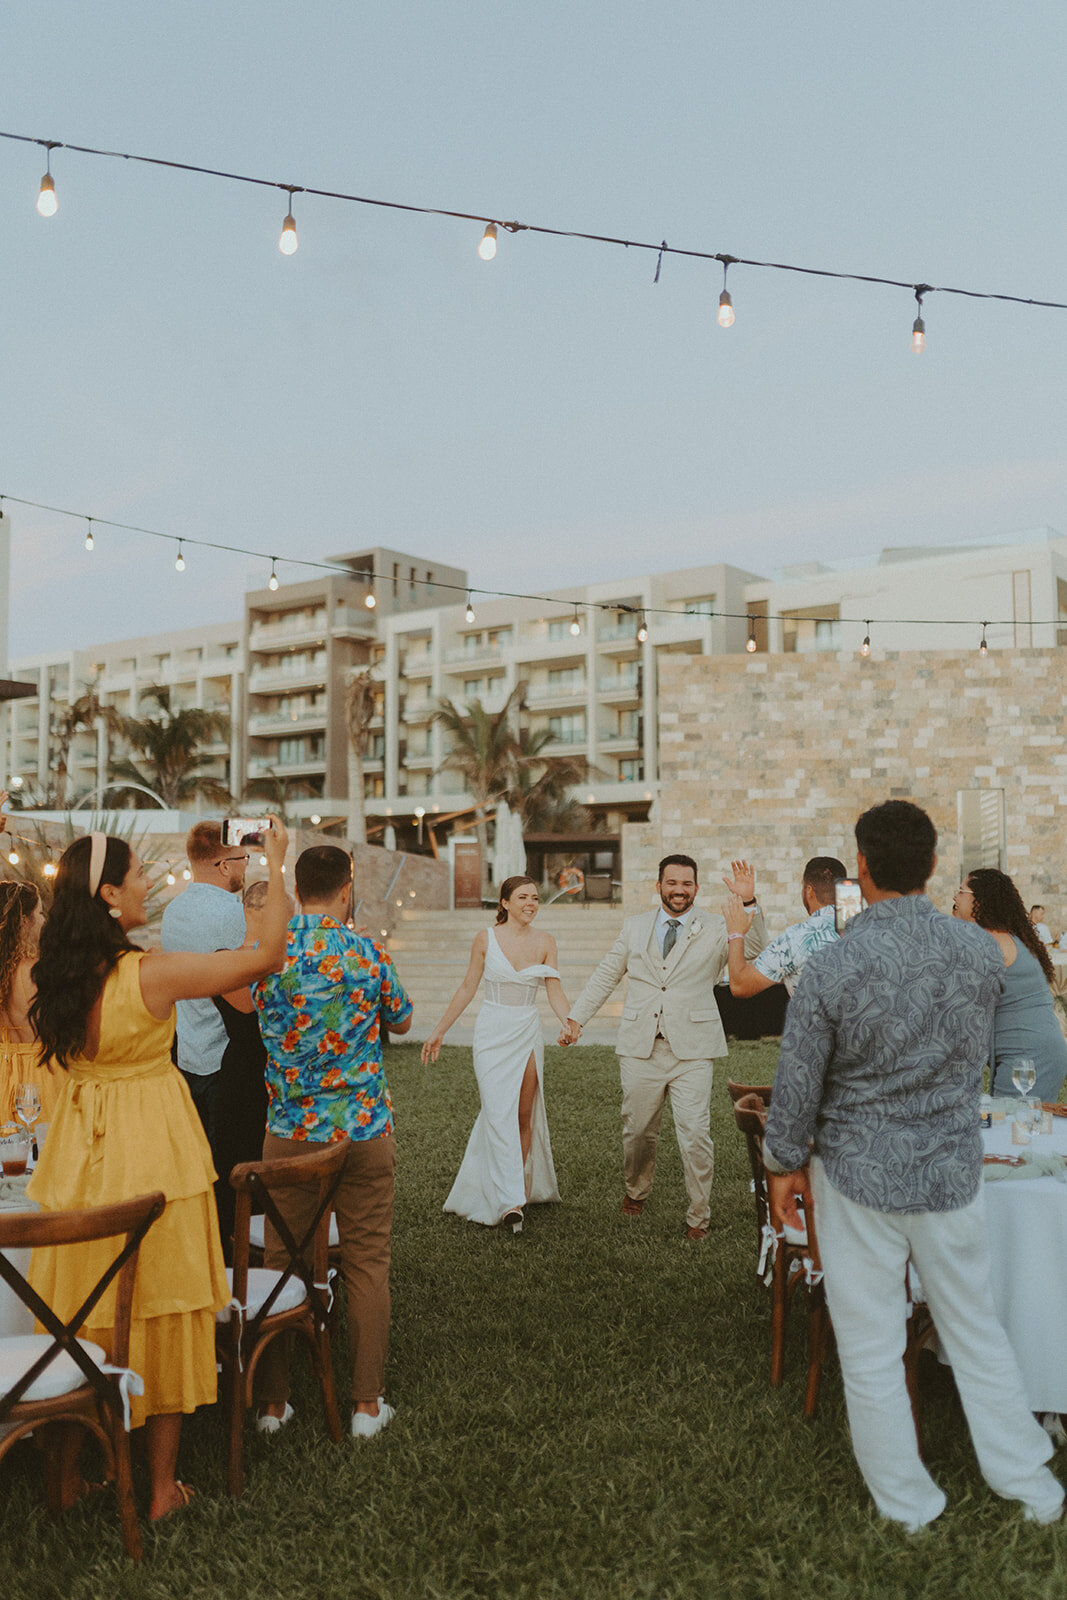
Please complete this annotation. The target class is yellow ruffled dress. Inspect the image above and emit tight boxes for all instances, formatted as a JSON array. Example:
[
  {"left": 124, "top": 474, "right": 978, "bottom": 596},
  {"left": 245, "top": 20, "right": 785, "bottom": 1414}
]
[{"left": 27, "top": 952, "right": 228, "bottom": 1427}]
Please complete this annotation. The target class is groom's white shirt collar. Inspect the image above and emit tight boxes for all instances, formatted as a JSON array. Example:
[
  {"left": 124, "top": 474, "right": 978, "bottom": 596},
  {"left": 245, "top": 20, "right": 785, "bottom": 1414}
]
[{"left": 654, "top": 903, "right": 696, "bottom": 953}]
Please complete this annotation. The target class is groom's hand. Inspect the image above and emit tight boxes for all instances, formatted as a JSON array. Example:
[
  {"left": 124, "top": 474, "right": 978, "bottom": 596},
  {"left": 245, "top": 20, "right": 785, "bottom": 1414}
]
[{"left": 560, "top": 1018, "right": 582, "bottom": 1045}]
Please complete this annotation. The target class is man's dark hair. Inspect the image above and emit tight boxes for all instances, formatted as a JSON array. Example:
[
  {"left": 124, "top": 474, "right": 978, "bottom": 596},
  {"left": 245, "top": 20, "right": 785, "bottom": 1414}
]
[
  {"left": 802, "top": 857, "right": 848, "bottom": 906},
  {"left": 854, "top": 801, "right": 936, "bottom": 894},
  {"left": 658, "top": 854, "right": 698, "bottom": 882},
  {"left": 295, "top": 845, "right": 354, "bottom": 904},
  {"left": 1031, "top": 905, "right": 1046, "bottom": 917}
]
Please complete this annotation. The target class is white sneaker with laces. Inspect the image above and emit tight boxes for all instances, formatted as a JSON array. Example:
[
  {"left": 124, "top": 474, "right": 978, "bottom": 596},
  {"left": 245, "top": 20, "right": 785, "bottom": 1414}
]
[
  {"left": 351, "top": 1399, "right": 395, "bottom": 1439},
  {"left": 255, "top": 1402, "right": 294, "bottom": 1435}
]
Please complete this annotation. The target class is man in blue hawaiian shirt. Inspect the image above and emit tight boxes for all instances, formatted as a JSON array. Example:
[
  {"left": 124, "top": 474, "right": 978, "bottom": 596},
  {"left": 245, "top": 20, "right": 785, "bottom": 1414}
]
[
  {"left": 724, "top": 856, "right": 846, "bottom": 998},
  {"left": 253, "top": 845, "right": 413, "bottom": 1439}
]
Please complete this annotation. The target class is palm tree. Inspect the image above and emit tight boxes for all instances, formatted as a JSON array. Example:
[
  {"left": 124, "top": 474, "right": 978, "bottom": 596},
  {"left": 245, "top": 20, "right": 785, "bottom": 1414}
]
[
  {"left": 510, "top": 727, "right": 590, "bottom": 834},
  {"left": 110, "top": 688, "right": 233, "bottom": 810},
  {"left": 344, "top": 669, "right": 381, "bottom": 845},
  {"left": 51, "top": 680, "right": 120, "bottom": 808},
  {"left": 433, "top": 681, "right": 526, "bottom": 884},
  {"left": 241, "top": 769, "right": 307, "bottom": 826}
]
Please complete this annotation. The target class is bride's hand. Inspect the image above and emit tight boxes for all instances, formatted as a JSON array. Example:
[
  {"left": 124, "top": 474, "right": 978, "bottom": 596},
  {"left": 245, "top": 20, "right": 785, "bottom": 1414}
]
[{"left": 421, "top": 1033, "right": 444, "bottom": 1065}]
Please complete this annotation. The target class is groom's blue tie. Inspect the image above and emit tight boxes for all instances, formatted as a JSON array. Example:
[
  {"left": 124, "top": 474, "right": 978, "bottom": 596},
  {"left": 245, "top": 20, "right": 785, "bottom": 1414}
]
[{"left": 662, "top": 919, "right": 682, "bottom": 957}]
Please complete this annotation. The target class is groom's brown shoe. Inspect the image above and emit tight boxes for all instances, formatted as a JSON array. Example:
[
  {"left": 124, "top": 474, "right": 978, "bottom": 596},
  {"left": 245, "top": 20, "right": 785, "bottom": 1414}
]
[
  {"left": 621, "top": 1195, "right": 645, "bottom": 1216},
  {"left": 685, "top": 1224, "right": 708, "bottom": 1242}
]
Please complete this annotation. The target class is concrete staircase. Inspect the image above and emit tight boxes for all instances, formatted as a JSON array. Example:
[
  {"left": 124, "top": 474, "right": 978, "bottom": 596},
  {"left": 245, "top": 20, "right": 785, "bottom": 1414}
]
[{"left": 387, "top": 906, "right": 625, "bottom": 1044}]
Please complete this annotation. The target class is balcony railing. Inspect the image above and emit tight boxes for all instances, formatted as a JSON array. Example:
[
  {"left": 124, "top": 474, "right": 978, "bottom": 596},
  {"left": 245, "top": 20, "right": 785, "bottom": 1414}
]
[
  {"left": 596, "top": 676, "right": 641, "bottom": 695},
  {"left": 443, "top": 644, "right": 504, "bottom": 666},
  {"left": 524, "top": 683, "right": 588, "bottom": 706},
  {"left": 247, "top": 707, "right": 328, "bottom": 734}
]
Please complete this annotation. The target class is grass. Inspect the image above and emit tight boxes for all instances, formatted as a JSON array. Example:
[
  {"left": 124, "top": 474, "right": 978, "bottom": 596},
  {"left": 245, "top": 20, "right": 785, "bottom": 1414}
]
[{"left": 3, "top": 1039, "right": 1067, "bottom": 1599}]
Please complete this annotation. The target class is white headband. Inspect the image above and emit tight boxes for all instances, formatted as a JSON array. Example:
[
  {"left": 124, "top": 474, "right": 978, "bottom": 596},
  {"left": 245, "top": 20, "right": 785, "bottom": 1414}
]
[{"left": 87, "top": 831, "right": 108, "bottom": 898}]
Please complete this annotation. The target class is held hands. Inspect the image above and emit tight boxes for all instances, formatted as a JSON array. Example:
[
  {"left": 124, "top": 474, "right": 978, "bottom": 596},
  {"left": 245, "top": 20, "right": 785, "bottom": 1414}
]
[
  {"left": 723, "top": 892, "right": 755, "bottom": 937},
  {"left": 558, "top": 1018, "right": 582, "bottom": 1046},
  {"left": 722, "top": 859, "right": 755, "bottom": 903}
]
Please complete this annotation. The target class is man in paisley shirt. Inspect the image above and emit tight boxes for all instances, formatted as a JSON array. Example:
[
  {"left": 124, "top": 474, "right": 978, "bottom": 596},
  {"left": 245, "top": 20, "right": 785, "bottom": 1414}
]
[
  {"left": 764, "top": 800, "right": 1063, "bottom": 1531},
  {"left": 253, "top": 845, "right": 413, "bottom": 1439}
]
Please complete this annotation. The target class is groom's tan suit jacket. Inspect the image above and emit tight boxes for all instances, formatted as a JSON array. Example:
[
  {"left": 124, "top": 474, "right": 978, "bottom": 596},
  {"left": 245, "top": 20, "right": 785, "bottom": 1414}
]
[{"left": 569, "top": 906, "right": 767, "bottom": 1061}]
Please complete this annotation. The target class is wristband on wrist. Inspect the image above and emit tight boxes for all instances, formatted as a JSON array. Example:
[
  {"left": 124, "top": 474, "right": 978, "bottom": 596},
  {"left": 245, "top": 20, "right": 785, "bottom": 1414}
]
[
  {"left": 727, "top": 932, "right": 745, "bottom": 943},
  {"left": 742, "top": 899, "right": 758, "bottom": 908}
]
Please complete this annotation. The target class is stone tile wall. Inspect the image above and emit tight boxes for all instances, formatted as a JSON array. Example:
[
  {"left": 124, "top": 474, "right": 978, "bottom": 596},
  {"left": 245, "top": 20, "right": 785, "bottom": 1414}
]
[{"left": 622, "top": 649, "right": 1067, "bottom": 930}]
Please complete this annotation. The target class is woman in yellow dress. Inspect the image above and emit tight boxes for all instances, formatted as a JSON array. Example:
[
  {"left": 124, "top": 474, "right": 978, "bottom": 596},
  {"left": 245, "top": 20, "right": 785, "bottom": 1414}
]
[
  {"left": 27, "top": 819, "right": 290, "bottom": 1519},
  {"left": 0, "top": 880, "right": 63, "bottom": 1125}
]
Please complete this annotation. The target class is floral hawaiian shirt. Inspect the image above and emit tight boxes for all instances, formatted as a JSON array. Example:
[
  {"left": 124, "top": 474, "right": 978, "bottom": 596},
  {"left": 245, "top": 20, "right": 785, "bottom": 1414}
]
[
  {"left": 753, "top": 904, "right": 839, "bottom": 994},
  {"left": 254, "top": 914, "right": 412, "bottom": 1144}
]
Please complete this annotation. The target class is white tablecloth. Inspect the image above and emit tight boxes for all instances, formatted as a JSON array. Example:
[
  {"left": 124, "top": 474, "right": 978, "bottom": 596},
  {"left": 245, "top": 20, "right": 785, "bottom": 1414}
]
[
  {"left": 0, "top": 1193, "right": 36, "bottom": 1338},
  {"left": 981, "top": 1118, "right": 1067, "bottom": 1412}
]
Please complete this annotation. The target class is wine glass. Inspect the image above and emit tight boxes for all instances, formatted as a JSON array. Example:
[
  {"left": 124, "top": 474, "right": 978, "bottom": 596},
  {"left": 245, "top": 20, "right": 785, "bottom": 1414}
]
[
  {"left": 14, "top": 1083, "right": 41, "bottom": 1158},
  {"left": 1011, "top": 1058, "right": 1037, "bottom": 1098}
]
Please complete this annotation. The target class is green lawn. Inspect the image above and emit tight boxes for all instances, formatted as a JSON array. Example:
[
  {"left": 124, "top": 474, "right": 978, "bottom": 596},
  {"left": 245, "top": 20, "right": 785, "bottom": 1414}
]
[{"left": 3, "top": 1040, "right": 1067, "bottom": 1600}]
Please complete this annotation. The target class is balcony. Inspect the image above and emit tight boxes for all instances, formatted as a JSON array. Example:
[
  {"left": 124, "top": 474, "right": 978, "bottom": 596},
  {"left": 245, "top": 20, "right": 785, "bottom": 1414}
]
[
  {"left": 247, "top": 707, "right": 328, "bottom": 735},
  {"left": 401, "top": 698, "right": 436, "bottom": 724},
  {"left": 402, "top": 749, "right": 435, "bottom": 768},
  {"left": 536, "top": 730, "right": 587, "bottom": 749},
  {"left": 401, "top": 652, "right": 435, "bottom": 679},
  {"left": 443, "top": 643, "right": 504, "bottom": 667},
  {"left": 247, "top": 754, "right": 326, "bottom": 778},
  {"left": 599, "top": 727, "right": 643, "bottom": 749},
  {"left": 596, "top": 676, "right": 642, "bottom": 702},
  {"left": 524, "top": 683, "right": 588, "bottom": 708},
  {"left": 248, "top": 664, "right": 328, "bottom": 693}
]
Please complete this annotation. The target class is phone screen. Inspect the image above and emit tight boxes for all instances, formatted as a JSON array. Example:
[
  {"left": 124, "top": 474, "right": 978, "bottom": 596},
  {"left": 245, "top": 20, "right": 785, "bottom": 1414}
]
[
  {"left": 833, "top": 878, "right": 864, "bottom": 935},
  {"left": 222, "top": 817, "right": 270, "bottom": 848}
]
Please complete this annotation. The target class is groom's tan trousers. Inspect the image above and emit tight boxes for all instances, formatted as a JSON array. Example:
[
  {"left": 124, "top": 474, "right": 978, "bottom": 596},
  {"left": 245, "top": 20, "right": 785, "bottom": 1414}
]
[{"left": 620, "top": 1038, "right": 714, "bottom": 1229}]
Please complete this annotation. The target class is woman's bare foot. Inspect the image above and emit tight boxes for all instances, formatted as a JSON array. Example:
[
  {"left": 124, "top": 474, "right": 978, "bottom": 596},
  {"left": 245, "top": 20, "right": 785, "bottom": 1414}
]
[
  {"left": 57, "top": 1475, "right": 108, "bottom": 1513},
  {"left": 148, "top": 1481, "right": 195, "bottom": 1521}
]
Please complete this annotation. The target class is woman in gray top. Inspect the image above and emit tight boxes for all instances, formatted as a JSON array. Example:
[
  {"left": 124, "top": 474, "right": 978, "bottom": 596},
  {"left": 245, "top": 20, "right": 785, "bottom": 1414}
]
[{"left": 953, "top": 867, "right": 1067, "bottom": 1102}]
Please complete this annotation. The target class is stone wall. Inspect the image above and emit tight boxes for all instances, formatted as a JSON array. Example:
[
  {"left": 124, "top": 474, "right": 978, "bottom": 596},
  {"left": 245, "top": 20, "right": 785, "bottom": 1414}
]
[{"left": 623, "top": 648, "right": 1067, "bottom": 929}]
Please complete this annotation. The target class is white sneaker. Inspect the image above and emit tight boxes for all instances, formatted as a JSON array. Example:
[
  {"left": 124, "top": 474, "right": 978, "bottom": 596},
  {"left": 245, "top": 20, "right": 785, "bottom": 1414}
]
[
  {"left": 350, "top": 1399, "right": 395, "bottom": 1439},
  {"left": 255, "top": 1402, "right": 294, "bottom": 1435}
]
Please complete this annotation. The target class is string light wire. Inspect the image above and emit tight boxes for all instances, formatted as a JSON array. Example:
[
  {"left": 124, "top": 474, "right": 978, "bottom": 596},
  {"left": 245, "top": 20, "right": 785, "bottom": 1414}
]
[
  {"left": 3, "top": 129, "right": 1067, "bottom": 320},
  {"left": 0, "top": 490, "right": 1056, "bottom": 642}
]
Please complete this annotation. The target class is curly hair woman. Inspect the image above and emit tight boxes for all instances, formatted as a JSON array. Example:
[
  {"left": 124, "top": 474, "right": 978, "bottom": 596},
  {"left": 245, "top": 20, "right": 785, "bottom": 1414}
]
[
  {"left": 953, "top": 866, "right": 1067, "bottom": 1101},
  {"left": 0, "top": 879, "right": 59, "bottom": 1124},
  {"left": 26, "top": 820, "right": 290, "bottom": 1520}
]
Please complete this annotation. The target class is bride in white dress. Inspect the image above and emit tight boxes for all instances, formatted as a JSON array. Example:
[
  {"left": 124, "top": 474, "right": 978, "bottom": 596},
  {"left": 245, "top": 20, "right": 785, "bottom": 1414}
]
[{"left": 421, "top": 876, "right": 575, "bottom": 1232}]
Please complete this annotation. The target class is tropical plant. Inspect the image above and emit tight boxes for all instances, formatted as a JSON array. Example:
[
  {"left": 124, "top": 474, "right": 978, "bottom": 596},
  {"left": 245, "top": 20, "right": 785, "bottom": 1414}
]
[
  {"left": 344, "top": 669, "right": 381, "bottom": 845},
  {"left": 432, "top": 681, "right": 526, "bottom": 884},
  {"left": 241, "top": 768, "right": 311, "bottom": 826},
  {"left": 109, "top": 688, "right": 233, "bottom": 810},
  {"left": 51, "top": 680, "right": 121, "bottom": 809},
  {"left": 509, "top": 727, "right": 590, "bottom": 834}
]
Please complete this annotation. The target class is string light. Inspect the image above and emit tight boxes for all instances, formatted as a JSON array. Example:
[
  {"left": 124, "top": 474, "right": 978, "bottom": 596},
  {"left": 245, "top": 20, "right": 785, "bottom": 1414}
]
[
  {"left": 746, "top": 618, "right": 757, "bottom": 652},
  {"left": 636, "top": 612, "right": 648, "bottom": 643},
  {"left": 860, "top": 622, "right": 871, "bottom": 657},
  {"left": 174, "top": 540, "right": 185, "bottom": 572},
  {"left": 979, "top": 623, "right": 989, "bottom": 657},
  {"left": 36, "top": 143, "right": 58, "bottom": 217},
  {"left": 717, "top": 256, "right": 736, "bottom": 328},
  {"left": 7, "top": 851, "right": 18, "bottom": 865},
  {"left": 166, "top": 871, "right": 176, "bottom": 885},
  {"left": 84, "top": 517, "right": 94, "bottom": 552},
  {"left": 364, "top": 587, "right": 376, "bottom": 609},
  {"left": 569, "top": 608, "right": 582, "bottom": 637},
  {"left": 268, "top": 559, "right": 279, "bottom": 591},
  {"left": 42, "top": 862, "right": 57, "bottom": 878},
  {"left": 465, "top": 593, "right": 476, "bottom": 623},
  {"left": 911, "top": 285, "right": 929, "bottom": 354},
  {"left": 279, "top": 189, "right": 299, "bottom": 255},
  {"left": 478, "top": 223, "right": 498, "bottom": 261}
]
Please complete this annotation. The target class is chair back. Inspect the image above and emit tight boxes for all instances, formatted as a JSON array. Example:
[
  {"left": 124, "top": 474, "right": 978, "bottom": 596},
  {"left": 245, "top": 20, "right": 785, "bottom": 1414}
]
[
  {"left": 228, "top": 1138, "right": 350, "bottom": 1340},
  {"left": 0, "top": 1190, "right": 165, "bottom": 1423},
  {"left": 726, "top": 1079, "right": 772, "bottom": 1106}
]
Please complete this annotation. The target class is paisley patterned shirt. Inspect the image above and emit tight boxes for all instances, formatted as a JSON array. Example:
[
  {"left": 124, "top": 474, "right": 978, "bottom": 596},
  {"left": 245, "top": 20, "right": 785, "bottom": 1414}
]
[
  {"left": 254, "top": 915, "right": 412, "bottom": 1144},
  {"left": 764, "top": 895, "right": 1003, "bottom": 1213}
]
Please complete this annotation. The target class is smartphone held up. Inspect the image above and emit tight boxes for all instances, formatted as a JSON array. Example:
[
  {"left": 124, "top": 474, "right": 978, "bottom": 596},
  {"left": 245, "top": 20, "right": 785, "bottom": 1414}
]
[
  {"left": 833, "top": 878, "right": 865, "bottom": 935},
  {"left": 221, "top": 817, "right": 272, "bottom": 848}
]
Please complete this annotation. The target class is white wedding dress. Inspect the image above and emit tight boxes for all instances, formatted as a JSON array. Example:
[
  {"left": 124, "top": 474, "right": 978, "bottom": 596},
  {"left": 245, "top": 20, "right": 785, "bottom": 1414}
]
[{"left": 443, "top": 927, "right": 562, "bottom": 1225}]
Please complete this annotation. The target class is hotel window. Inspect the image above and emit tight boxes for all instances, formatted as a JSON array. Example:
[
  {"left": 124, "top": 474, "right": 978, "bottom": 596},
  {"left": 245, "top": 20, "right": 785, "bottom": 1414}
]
[
  {"left": 957, "top": 788, "right": 1005, "bottom": 878},
  {"left": 782, "top": 604, "right": 840, "bottom": 654},
  {"left": 547, "top": 713, "right": 585, "bottom": 744},
  {"left": 619, "top": 759, "right": 644, "bottom": 782}
]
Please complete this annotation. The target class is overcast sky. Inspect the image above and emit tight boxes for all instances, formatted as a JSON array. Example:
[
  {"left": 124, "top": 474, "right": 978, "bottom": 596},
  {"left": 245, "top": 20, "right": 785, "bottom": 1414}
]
[{"left": 3, "top": 1, "right": 1066, "bottom": 658}]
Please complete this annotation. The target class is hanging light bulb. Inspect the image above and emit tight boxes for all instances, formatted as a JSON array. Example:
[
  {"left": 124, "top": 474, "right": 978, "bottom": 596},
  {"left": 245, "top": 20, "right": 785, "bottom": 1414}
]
[
  {"left": 36, "top": 146, "right": 58, "bottom": 217},
  {"left": 279, "top": 190, "right": 299, "bottom": 255},
  {"left": 7, "top": 850, "right": 18, "bottom": 866},
  {"left": 42, "top": 862, "right": 57, "bottom": 878},
  {"left": 364, "top": 587, "right": 376, "bottom": 609},
  {"left": 717, "top": 255, "right": 736, "bottom": 327},
  {"left": 636, "top": 612, "right": 648, "bottom": 643},
  {"left": 174, "top": 541, "right": 186, "bottom": 573},
  {"left": 979, "top": 623, "right": 989, "bottom": 657},
  {"left": 465, "top": 593, "right": 476, "bottom": 624},
  {"left": 84, "top": 518, "right": 94, "bottom": 552},
  {"left": 478, "top": 223, "right": 498, "bottom": 261},
  {"left": 166, "top": 872, "right": 176, "bottom": 886},
  {"left": 911, "top": 286, "right": 928, "bottom": 354},
  {"left": 569, "top": 608, "right": 582, "bottom": 637},
  {"left": 860, "top": 622, "right": 871, "bottom": 658},
  {"left": 746, "top": 618, "right": 757, "bottom": 653},
  {"left": 268, "top": 559, "right": 279, "bottom": 591}
]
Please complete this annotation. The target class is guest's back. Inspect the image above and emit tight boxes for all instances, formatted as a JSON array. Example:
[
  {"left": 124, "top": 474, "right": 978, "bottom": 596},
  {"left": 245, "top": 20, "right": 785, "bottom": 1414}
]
[{"left": 991, "top": 936, "right": 1067, "bottom": 1101}]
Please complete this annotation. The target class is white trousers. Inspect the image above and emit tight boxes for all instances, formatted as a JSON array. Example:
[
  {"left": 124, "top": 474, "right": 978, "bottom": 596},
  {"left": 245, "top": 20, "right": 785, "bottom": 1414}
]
[
  {"left": 811, "top": 1158, "right": 1063, "bottom": 1530},
  {"left": 619, "top": 1041, "right": 713, "bottom": 1228}
]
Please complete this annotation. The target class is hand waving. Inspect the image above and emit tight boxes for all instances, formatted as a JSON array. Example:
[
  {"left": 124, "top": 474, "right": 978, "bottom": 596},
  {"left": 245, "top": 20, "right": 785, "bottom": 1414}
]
[{"left": 722, "top": 859, "right": 755, "bottom": 903}]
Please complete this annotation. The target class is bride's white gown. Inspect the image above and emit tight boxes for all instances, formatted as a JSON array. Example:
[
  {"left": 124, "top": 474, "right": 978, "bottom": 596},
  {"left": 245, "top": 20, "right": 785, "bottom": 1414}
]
[{"left": 443, "top": 927, "right": 562, "bottom": 1225}]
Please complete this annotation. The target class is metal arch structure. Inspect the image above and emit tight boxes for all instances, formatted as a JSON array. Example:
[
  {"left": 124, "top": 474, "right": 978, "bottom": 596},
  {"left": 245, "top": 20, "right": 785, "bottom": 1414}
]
[{"left": 71, "top": 781, "right": 169, "bottom": 811}]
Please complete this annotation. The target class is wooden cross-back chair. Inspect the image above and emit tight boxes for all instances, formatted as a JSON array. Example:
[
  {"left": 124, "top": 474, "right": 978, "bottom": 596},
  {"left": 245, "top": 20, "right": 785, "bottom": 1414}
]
[
  {"left": 0, "top": 1190, "right": 166, "bottom": 1562},
  {"left": 730, "top": 1090, "right": 935, "bottom": 1448},
  {"left": 218, "top": 1138, "right": 350, "bottom": 1496}
]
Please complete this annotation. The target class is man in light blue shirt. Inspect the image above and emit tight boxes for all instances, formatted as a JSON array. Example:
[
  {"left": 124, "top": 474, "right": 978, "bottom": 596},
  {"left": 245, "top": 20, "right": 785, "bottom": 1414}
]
[
  {"left": 160, "top": 820, "right": 247, "bottom": 1149},
  {"left": 725, "top": 856, "right": 845, "bottom": 998}
]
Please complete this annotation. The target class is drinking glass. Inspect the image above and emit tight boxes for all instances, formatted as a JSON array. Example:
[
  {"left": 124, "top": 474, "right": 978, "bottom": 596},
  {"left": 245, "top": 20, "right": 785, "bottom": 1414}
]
[
  {"left": 1011, "top": 1058, "right": 1037, "bottom": 1098},
  {"left": 0, "top": 1124, "right": 30, "bottom": 1177},
  {"left": 14, "top": 1083, "right": 41, "bottom": 1142}
]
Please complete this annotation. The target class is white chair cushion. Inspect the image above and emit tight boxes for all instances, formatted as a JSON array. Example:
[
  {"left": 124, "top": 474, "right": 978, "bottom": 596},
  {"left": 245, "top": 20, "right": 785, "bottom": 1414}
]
[
  {"left": 0, "top": 1335, "right": 107, "bottom": 1403},
  {"left": 217, "top": 1266, "right": 308, "bottom": 1323},
  {"left": 248, "top": 1214, "right": 340, "bottom": 1251}
]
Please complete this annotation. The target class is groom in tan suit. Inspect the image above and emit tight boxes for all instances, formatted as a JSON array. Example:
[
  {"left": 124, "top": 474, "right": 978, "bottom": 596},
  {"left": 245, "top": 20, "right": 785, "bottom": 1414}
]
[{"left": 564, "top": 855, "right": 765, "bottom": 1240}]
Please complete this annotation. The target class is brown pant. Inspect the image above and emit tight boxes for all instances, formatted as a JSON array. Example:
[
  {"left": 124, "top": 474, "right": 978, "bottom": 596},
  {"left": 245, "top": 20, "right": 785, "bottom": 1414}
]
[{"left": 257, "top": 1130, "right": 396, "bottom": 1407}]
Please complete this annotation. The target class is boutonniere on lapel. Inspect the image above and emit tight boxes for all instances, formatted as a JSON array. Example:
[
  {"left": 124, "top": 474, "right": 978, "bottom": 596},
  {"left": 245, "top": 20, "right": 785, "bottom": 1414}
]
[{"left": 689, "top": 919, "right": 703, "bottom": 938}]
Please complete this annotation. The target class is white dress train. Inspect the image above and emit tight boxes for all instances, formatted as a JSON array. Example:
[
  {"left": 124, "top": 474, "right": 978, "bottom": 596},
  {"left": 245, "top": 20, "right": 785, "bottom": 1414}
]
[{"left": 443, "top": 927, "right": 562, "bottom": 1225}]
